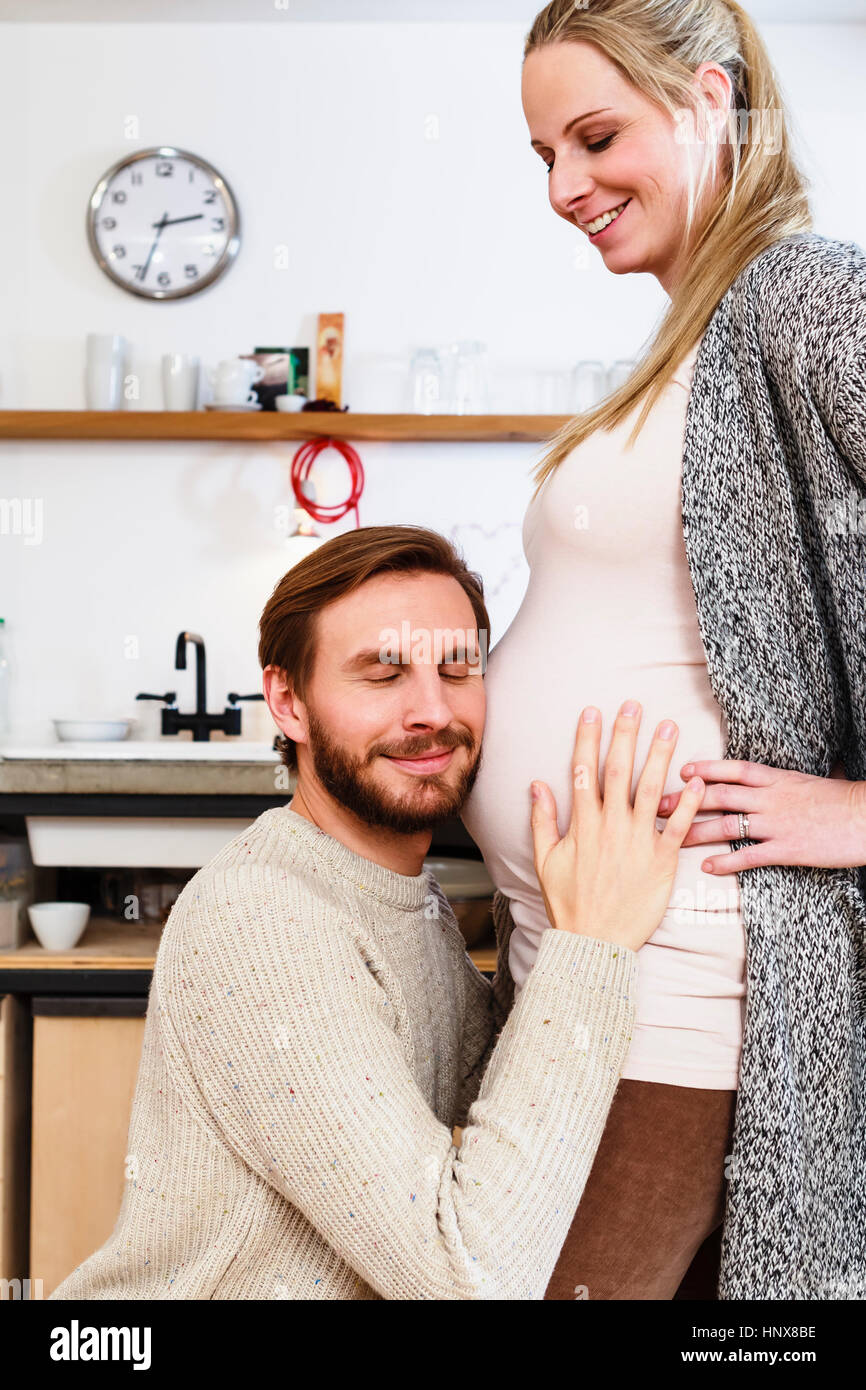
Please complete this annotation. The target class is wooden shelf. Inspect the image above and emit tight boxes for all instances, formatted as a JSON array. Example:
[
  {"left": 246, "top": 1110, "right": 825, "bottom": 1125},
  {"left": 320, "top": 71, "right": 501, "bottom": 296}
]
[
  {"left": 1, "top": 917, "right": 163, "bottom": 970},
  {"left": 0, "top": 409, "right": 569, "bottom": 444},
  {"left": 1, "top": 914, "right": 497, "bottom": 973}
]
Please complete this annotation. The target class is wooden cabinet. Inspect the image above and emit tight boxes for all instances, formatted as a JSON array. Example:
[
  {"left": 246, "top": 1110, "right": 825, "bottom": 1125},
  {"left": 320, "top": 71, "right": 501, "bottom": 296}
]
[{"left": 29, "top": 998, "right": 146, "bottom": 1297}]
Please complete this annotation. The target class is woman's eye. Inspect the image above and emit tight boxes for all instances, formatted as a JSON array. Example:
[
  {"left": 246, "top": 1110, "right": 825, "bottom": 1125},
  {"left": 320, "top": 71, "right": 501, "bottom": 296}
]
[{"left": 543, "top": 131, "right": 615, "bottom": 170}]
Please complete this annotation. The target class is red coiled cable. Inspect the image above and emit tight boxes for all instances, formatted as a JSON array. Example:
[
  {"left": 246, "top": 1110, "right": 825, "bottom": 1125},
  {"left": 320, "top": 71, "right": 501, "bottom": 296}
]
[{"left": 290, "top": 436, "right": 365, "bottom": 529}]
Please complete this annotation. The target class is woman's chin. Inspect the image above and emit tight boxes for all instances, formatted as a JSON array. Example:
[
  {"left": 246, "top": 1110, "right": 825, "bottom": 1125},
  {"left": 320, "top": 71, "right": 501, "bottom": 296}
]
[{"left": 598, "top": 242, "right": 647, "bottom": 277}]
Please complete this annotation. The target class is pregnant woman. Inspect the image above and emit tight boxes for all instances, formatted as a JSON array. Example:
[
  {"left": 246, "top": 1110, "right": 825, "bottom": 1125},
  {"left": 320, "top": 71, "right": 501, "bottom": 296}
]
[{"left": 460, "top": 0, "right": 866, "bottom": 1300}]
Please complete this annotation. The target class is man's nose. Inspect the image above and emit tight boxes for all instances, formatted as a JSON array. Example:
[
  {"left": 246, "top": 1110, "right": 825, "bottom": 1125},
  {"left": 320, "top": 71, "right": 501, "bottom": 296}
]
[{"left": 399, "top": 669, "right": 459, "bottom": 727}]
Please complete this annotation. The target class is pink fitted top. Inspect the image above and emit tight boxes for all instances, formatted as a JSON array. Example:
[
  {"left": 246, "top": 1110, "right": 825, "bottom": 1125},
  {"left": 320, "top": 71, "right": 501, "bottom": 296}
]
[{"left": 460, "top": 337, "right": 746, "bottom": 1089}]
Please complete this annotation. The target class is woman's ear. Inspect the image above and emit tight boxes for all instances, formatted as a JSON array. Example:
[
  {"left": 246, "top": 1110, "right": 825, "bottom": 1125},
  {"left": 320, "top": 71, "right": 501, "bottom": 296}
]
[{"left": 692, "top": 60, "right": 735, "bottom": 143}]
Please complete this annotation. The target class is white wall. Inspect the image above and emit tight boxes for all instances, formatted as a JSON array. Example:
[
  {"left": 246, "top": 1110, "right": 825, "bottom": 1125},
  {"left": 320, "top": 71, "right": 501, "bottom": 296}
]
[{"left": 1, "top": 17, "right": 864, "bottom": 741}]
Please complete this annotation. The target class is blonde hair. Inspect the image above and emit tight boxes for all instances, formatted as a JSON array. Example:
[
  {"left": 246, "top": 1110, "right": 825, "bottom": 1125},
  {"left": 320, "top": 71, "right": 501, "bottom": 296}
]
[{"left": 524, "top": 0, "right": 812, "bottom": 501}]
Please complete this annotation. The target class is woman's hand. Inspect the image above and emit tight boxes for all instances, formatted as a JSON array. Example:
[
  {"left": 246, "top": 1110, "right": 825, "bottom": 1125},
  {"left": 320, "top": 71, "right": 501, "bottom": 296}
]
[
  {"left": 529, "top": 699, "right": 705, "bottom": 954},
  {"left": 655, "top": 758, "right": 866, "bottom": 874}
]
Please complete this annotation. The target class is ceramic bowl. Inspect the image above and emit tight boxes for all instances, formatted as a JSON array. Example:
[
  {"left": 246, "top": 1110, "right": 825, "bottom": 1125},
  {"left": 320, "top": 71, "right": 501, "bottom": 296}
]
[
  {"left": 53, "top": 719, "right": 132, "bottom": 742},
  {"left": 28, "top": 901, "right": 90, "bottom": 950}
]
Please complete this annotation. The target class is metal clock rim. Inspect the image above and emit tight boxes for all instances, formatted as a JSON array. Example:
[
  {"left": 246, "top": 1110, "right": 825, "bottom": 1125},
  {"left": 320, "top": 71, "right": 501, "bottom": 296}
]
[{"left": 86, "top": 145, "right": 241, "bottom": 301}]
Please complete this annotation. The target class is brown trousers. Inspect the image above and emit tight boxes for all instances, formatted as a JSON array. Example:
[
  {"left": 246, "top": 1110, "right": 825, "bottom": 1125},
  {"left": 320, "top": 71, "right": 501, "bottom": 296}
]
[{"left": 544, "top": 1078, "right": 738, "bottom": 1300}]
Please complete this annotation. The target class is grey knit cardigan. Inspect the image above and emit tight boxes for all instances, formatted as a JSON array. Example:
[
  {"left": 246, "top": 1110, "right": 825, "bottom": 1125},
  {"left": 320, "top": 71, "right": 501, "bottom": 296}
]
[
  {"left": 496, "top": 231, "right": 866, "bottom": 1298},
  {"left": 683, "top": 232, "right": 866, "bottom": 1299}
]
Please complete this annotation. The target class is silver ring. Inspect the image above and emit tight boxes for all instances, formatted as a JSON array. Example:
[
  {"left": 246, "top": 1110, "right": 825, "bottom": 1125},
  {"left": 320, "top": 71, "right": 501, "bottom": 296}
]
[{"left": 737, "top": 812, "right": 750, "bottom": 840}]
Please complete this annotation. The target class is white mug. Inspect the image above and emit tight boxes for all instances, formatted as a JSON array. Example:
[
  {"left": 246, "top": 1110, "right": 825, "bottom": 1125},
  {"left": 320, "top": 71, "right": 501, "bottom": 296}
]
[
  {"left": 85, "top": 333, "right": 128, "bottom": 410},
  {"left": 208, "top": 358, "right": 264, "bottom": 405},
  {"left": 162, "top": 354, "right": 200, "bottom": 411},
  {"left": 86, "top": 333, "right": 127, "bottom": 361}
]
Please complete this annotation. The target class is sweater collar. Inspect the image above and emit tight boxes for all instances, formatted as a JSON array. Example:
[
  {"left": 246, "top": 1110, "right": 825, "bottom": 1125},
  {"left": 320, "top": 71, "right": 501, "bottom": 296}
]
[{"left": 274, "top": 805, "right": 432, "bottom": 913}]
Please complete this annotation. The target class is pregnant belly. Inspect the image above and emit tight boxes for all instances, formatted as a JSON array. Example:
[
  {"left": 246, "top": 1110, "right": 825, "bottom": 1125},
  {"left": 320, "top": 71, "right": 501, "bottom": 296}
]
[{"left": 461, "top": 646, "right": 744, "bottom": 988}]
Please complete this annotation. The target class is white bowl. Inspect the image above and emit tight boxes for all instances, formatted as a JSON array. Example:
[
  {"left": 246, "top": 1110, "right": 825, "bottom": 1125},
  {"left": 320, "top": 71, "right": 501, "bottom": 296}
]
[
  {"left": 53, "top": 719, "right": 132, "bottom": 742},
  {"left": 28, "top": 901, "right": 90, "bottom": 949},
  {"left": 422, "top": 857, "right": 494, "bottom": 897},
  {"left": 275, "top": 394, "right": 309, "bottom": 413}
]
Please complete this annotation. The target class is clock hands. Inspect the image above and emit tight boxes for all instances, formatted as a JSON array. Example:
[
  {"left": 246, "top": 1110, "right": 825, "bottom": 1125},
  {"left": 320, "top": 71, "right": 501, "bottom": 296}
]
[
  {"left": 150, "top": 214, "right": 205, "bottom": 229},
  {"left": 137, "top": 213, "right": 206, "bottom": 282},
  {"left": 138, "top": 211, "right": 170, "bottom": 283}
]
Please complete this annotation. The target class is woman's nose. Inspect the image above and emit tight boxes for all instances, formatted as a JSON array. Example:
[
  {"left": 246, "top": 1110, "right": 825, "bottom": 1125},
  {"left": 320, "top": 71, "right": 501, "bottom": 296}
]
[{"left": 549, "top": 159, "right": 594, "bottom": 221}]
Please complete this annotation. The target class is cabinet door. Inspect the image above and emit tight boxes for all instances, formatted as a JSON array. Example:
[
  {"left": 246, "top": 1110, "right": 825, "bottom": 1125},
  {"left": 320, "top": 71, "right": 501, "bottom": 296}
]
[
  {"left": 30, "top": 998, "right": 146, "bottom": 1297},
  {"left": 1, "top": 994, "right": 30, "bottom": 1295}
]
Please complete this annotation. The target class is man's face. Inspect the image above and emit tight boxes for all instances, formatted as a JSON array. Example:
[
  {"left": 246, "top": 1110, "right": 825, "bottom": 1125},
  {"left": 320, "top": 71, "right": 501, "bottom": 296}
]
[{"left": 275, "top": 571, "right": 486, "bottom": 834}]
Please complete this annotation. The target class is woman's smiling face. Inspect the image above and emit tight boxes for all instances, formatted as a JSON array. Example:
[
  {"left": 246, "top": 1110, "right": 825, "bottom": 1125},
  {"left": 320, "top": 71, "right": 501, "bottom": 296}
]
[{"left": 522, "top": 40, "right": 728, "bottom": 296}]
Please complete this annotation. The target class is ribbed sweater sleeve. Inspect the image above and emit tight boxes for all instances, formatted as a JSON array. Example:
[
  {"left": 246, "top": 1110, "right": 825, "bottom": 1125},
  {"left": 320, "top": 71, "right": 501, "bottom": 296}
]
[
  {"left": 163, "top": 863, "right": 636, "bottom": 1300},
  {"left": 453, "top": 888, "right": 517, "bottom": 1127}
]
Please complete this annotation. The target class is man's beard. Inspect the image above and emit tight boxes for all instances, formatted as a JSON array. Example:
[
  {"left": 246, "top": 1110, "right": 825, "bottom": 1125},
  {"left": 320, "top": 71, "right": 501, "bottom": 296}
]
[{"left": 304, "top": 706, "right": 482, "bottom": 834}]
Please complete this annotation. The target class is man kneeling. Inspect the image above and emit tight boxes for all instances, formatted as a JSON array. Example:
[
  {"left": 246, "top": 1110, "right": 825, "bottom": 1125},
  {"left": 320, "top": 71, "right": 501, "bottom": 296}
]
[{"left": 50, "top": 525, "right": 702, "bottom": 1300}]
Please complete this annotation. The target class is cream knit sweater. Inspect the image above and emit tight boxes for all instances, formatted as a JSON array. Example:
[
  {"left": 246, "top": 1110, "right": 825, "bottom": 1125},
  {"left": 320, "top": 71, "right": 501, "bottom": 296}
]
[{"left": 49, "top": 804, "right": 637, "bottom": 1300}]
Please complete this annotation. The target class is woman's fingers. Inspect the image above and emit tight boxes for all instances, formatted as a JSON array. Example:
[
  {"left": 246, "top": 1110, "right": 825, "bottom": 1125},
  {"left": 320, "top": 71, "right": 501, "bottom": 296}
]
[
  {"left": 676, "top": 758, "right": 774, "bottom": 786},
  {"left": 567, "top": 706, "right": 603, "bottom": 838},
  {"left": 660, "top": 776, "right": 706, "bottom": 849},
  {"left": 633, "top": 719, "right": 679, "bottom": 823},
  {"left": 601, "top": 700, "right": 641, "bottom": 812},
  {"left": 657, "top": 784, "right": 763, "bottom": 816},
  {"left": 529, "top": 780, "right": 559, "bottom": 875}
]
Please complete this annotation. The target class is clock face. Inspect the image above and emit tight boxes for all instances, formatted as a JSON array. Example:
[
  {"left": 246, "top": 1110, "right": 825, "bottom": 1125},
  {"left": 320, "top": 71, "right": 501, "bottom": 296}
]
[{"left": 87, "top": 147, "right": 240, "bottom": 299}]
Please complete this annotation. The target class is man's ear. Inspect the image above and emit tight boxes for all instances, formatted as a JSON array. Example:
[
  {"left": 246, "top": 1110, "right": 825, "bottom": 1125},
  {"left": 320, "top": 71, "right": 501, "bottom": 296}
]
[{"left": 262, "top": 665, "right": 308, "bottom": 748}]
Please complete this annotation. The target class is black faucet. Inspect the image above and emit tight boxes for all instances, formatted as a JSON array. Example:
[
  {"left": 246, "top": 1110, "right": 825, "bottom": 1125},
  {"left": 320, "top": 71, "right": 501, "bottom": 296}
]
[
  {"left": 136, "top": 631, "right": 248, "bottom": 742},
  {"left": 176, "top": 631, "right": 207, "bottom": 714}
]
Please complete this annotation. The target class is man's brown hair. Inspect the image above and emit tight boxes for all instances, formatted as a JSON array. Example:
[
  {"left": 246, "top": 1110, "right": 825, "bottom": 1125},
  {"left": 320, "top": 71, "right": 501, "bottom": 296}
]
[{"left": 258, "top": 524, "right": 491, "bottom": 773}]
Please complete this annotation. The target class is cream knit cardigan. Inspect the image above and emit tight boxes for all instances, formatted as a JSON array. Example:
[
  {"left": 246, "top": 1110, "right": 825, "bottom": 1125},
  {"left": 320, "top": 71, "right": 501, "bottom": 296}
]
[{"left": 50, "top": 805, "right": 637, "bottom": 1300}]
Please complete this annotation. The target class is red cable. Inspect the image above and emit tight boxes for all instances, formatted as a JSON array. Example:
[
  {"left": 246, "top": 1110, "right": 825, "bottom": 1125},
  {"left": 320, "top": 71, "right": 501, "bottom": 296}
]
[{"left": 290, "top": 436, "right": 365, "bottom": 529}]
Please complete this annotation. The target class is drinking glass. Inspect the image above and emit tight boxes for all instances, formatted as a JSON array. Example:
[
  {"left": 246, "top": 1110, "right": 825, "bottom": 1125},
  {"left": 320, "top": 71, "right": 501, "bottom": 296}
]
[
  {"left": 571, "top": 360, "right": 608, "bottom": 412},
  {"left": 441, "top": 340, "right": 489, "bottom": 414},
  {"left": 408, "top": 348, "right": 443, "bottom": 414}
]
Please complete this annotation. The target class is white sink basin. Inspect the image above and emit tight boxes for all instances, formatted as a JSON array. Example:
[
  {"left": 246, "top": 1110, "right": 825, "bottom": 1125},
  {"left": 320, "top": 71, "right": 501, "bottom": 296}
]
[
  {"left": 2, "top": 740, "right": 280, "bottom": 762},
  {"left": 25, "top": 815, "right": 259, "bottom": 867}
]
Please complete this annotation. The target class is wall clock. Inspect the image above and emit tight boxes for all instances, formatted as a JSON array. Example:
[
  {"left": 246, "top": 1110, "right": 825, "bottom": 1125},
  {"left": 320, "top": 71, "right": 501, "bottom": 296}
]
[{"left": 86, "top": 146, "right": 240, "bottom": 300}]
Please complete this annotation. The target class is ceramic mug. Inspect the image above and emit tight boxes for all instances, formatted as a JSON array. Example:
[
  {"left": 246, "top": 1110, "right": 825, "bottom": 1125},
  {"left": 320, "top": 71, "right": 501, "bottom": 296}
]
[
  {"left": 162, "top": 354, "right": 201, "bottom": 410},
  {"left": 85, "top": 333, "right": 128, "bottom": 410},
  {"left": 208, "top": 358, "right": 265, "bottom": 405}
]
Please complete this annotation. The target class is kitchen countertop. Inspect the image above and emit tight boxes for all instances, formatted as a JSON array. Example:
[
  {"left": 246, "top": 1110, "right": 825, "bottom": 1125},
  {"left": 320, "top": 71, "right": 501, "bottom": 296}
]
[
  {"left": 0, "top": 917, "right": 497, "bottom": 994},
  {"left": 0, "top": 749, "right": 292, "bottom": 796}
]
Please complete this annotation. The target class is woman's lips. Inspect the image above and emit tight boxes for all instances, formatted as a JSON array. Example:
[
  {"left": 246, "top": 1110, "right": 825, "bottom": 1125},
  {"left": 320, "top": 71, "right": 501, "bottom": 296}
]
[
  {"left": 384, "top": 748, "right": 456, "bottom": 774},
  {"left": 587, "top": 198, "right": 632, "bottom": 240}
]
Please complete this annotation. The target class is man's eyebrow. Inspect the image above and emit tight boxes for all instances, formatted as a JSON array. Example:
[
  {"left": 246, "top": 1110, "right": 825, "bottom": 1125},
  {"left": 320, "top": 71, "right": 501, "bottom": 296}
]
[
  {"left": 340, "top": 642, "right": 476, "bottom": 673},
  {"left": 340, "top": 648, "right": 394, "bottom": 673},
  {"left": 530, "top": 107, "right": 614, "bottom": 149}
]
